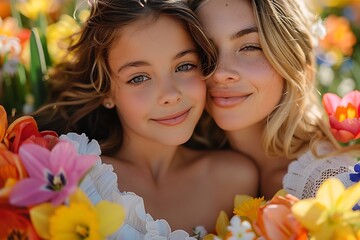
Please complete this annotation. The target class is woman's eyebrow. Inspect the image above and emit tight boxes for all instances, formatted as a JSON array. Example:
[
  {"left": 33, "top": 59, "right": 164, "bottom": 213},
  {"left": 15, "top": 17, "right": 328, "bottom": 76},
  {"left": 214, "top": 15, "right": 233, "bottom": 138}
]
[{"left": 230, "top": 27, "right": 258, "bottom": 40}]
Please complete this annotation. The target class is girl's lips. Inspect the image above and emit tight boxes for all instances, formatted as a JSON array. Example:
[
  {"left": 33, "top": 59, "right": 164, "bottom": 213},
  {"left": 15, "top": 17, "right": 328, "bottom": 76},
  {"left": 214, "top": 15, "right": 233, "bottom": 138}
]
[{"left": 151, "top": 108, "right": 191, "bottom": 126}]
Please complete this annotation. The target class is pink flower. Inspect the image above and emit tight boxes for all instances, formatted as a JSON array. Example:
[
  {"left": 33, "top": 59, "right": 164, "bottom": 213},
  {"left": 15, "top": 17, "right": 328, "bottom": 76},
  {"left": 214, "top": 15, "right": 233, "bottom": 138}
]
[
  {"left": 9, "top": 141, "right": 97, "bottom": 206},
  {"left": 322, "top": 90, "right": 360, "bottom": 143}
]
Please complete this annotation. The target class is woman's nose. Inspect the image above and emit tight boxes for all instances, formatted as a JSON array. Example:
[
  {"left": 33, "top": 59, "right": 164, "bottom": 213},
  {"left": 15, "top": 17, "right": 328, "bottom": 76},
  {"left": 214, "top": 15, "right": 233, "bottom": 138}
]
[{"left": 212, "top": 53, "right": 240, "bottom": 85}]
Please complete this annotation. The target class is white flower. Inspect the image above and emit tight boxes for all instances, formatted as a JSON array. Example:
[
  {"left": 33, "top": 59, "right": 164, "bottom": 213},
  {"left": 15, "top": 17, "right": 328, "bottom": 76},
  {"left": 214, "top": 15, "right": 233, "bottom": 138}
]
[
  {"left": 227, "top": 216, "right": 255, "bottom": 240},
  {"left": 0, "top": 36, "right": 21, "bottom": 55},
  {"left": 311, "top": 18, "right": 326, "bottom": 47},
  {"left": 193, "top": 225, "right": 207, "bottom": 238},
  {"left": 60, "top": 132, "right": 101, "bottom": 156},
  {"left": 144, "top": 219, "right": 196, "bottom": 240}
]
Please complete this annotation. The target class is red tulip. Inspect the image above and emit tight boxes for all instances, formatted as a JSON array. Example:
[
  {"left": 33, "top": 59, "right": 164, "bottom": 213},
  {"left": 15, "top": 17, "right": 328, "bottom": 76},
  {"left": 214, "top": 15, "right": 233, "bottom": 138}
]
[
  {"left": 322, "top": 90, "right": 360, "bottom": 143},
  {"left": 253, "top": 195, "right": 308, "bottom": 240},
  {"left": 0, "top": 203, "right": 40, "bottom": 239}
]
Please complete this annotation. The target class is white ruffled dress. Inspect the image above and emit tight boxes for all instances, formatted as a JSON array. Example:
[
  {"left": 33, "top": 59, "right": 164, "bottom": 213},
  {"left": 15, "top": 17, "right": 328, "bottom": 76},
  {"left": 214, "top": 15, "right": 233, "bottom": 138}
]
[
  {"left": 283, "top": 141, "right": 358, "bottom": 199},
  {"left": 61, "top": 133, "right": 197, "bottom": 240}
]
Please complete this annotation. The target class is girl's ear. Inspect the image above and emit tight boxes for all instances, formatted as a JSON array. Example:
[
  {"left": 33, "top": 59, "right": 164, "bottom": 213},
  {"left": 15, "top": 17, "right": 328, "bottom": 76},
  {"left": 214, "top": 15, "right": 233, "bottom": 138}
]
[{"left": 102, "top": 97, "right": 115, "bottom": 109}]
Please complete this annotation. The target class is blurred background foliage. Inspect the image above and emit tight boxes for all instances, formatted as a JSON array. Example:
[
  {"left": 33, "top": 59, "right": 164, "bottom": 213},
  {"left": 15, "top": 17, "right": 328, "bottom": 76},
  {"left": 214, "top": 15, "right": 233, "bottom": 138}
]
[
  {"left": 310, "top": 0, "right": 360, "bottom": 96},
  {"left": 0, "top": 0, "right": 359, "bottom": 116},
  {"left": 0, "top": 0, "right": 89, "bottom": 116}
]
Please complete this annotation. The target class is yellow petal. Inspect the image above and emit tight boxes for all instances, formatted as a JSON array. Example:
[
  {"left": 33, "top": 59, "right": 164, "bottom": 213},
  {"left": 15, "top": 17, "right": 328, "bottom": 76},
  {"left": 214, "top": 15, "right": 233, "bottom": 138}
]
[
  {"left": 30, "top": 203, "right": 56, "bottom": 239},
  {"left": 291, "top": 199, "right": 327, "bottom": 231},
  {"left": 234, "top": 194, "right": 253, "bottom": 208},
  {"left": 215, "top": 211, "right": 229, "bottom": 237},
  {"left": 310, "top": 224, "right": 333, "bottom": 240},
  {"left": 336, "top": 181, "right": 360, "bottom": 211},
  {"left": 316, "top": 178, "right": 344, "bottom": 209},
  {"left": 70, "top": 189, "right": 93, "bottom": 209},
  {"left": 95, "top": 201, "right": 125, "bottom": 237},
  {"left": 203, "top": 234, "right": 218, "bottom": 240},
  {"left": 273, "top": 189, "right": 288, "bottom": 197}
]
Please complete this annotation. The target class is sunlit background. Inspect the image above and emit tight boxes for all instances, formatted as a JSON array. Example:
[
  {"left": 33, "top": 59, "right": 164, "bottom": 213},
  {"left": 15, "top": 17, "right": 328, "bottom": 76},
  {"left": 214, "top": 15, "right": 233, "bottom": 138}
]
[{"left": 0, "top": 0, "right": 359, "bottom": 115}]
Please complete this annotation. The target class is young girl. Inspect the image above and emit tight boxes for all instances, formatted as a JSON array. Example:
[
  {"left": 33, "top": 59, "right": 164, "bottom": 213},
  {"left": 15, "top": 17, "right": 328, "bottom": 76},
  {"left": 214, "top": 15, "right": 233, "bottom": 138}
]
[
  {"left": 33, "top": 0, "right": 258, "bottom": 238},
  {"left": 188, "top": 0, "right": 359, "bottom": 200}
]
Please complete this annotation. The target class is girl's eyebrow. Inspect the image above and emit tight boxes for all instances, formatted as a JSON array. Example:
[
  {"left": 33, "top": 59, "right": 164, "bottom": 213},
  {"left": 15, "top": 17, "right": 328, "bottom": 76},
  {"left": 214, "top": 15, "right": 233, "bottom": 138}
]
[
  {"left": 174, "top": 49, "right": 198, "bottom": 60},
  {"left": 230, "top": 26, "right": 258, "bottom": 40},
  {"left": 117, "top": 49, "right": 198, "bottom": 73},
  {"left": 117, "top": 61, "right": 149, "bottom": 73}
]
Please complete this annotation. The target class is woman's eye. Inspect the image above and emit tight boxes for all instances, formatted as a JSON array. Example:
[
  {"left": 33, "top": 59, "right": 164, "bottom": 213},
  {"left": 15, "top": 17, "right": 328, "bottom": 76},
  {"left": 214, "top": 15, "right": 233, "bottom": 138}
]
[
  {"left": 127, "top": 75, "right": 149, "bottom": 85},
  {"left": 240, "top": 44, "right": 262, "bottom": 52},
  {"left": 175, "top": 63, "right": 196, "bottom": 72}
]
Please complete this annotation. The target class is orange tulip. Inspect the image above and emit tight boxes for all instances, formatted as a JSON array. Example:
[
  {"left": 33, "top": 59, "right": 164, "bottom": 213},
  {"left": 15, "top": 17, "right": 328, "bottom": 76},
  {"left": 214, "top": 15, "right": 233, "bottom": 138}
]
[
  {"left": 253, "top": 195, "right": 308, "bottom": 240},
  {"left": 0, "top": 203, "right": 40, "bottom": 239},
  {"left": 322, "top": 90, "right": 360, "bottom": 143},
  {"left": 0, "top": 105, "right": 7, "bottom": 143},
  {"left": 0, "top": 144, "right": 28, "bottom": 201},
  {"left": 4, "top": 116, "right": 39, "bottom": 153},
  {"left": 4, "top": 116, "right": 57, "bottom": 153}
]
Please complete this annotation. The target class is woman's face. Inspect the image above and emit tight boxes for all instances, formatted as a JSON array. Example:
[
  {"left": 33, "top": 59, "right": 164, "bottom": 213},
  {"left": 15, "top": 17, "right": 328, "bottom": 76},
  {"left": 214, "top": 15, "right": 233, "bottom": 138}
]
[
  {"left": 106, "top": 15, "right": 206, "bottom": 146},
  {"left": 196, "top": 0, "right": 284, "bottom": 132}
]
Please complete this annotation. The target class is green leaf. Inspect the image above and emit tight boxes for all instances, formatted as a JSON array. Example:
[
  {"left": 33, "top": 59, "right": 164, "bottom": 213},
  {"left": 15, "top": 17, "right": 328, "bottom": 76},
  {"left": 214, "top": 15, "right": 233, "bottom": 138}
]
[{"left": 29, "top": 28, "right": 49, "bottom": 109}]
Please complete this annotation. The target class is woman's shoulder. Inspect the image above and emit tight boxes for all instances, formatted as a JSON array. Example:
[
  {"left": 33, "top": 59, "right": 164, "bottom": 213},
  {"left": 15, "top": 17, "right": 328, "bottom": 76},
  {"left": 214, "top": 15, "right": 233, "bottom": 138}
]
[
  {"left": 184, "top": 147, "right": 259, "bottom": 195},
  {"left": 283, "top": 141, "right": 358, "bottom": 199}
]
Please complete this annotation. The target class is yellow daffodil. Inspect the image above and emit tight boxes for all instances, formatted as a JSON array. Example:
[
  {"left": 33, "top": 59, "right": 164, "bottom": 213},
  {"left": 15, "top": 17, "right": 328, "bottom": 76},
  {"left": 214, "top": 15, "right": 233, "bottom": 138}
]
[
  {"left": 233, "top": 195, "right": 265, "bottom": 223},
  {"left": 292, "top": 178, "right": 360, "bottom": 240},
  {"left": 15, "top": 0, "right": 52, "bottom": 20},
  {"left": 30, "top": 189, "right": 125, "bottom": 240},
  {"left": 46, "top": 14, "right": 81, "bottom": 64},
  {"left": 203, "top": 211, "right": 230, "bottom": 240}
]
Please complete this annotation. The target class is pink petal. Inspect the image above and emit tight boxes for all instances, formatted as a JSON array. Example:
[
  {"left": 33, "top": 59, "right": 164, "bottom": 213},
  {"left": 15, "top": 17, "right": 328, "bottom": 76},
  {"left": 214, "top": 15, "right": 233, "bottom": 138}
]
[
  {"left": 49, "top": 142, "right": 78, "bottom": 173},
  {"left": 329, "top": 116, "right": 360, "bottom": 135},
  {"left": 9, "top": 178, "right": 54, "bottom": 206},
  {"left": 18, "top": 144, "right": 51, "bottom": 179},
  {"left": 262, "top": 205, "right": 292, "bottom": 240},
  {"left": 339, "top": 90, "right": 360, "bottom": 108},
  {"left": 49, "top": 141, "right": 97, "bottom": 178},
  {"left": 331, "top": 129, "right": 356, "bottom": 143},
  {"left": 72, "top": 154, "right": 98, "bottom": 177},
  {"left": 322, "top": 93, "right": 341, "bottom": 115},
  {"left": 50, "top": 184, "right": 77, "bottom": 205}
]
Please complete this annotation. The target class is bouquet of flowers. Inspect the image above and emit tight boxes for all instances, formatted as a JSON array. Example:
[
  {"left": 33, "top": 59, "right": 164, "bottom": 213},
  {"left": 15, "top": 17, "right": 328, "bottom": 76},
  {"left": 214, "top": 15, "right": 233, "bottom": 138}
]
[
  {"left": 204, "top": 90, "right": 360, "bottom": 240},
  {"left": 0, "top": 104, "right": 125, "bottom": 239}
]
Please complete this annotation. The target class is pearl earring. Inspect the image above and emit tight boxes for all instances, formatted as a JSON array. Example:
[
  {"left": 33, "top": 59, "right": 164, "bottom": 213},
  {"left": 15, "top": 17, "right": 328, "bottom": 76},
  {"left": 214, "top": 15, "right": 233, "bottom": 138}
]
[{"left": 105, "top": 102, "right": 113, "bottom": 108}]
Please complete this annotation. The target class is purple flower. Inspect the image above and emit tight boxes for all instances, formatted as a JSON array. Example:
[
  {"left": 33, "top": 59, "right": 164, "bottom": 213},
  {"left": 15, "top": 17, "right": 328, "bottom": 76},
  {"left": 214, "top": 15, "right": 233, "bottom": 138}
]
[
  {"left": 9, "top": 141, "right": 97, "bottom": 206},
  {"left": 350, "top": 163, "right": 360, "bottom": 183}
]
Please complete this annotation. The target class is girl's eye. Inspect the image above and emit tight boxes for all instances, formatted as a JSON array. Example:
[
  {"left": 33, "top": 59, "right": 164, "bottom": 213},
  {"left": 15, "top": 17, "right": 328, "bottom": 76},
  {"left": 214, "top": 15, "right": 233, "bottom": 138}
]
[
  {"left": 175, "top": 63, "right": 197, "bottom": 72},
  {"left": 127, "top": 75, "right": 149, "bottom": 85}
]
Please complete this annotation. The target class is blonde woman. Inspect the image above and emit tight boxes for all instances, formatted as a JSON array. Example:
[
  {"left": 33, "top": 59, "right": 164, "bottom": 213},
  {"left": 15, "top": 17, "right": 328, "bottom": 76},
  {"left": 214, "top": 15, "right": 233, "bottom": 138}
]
[{"left": 188, "top": 0, "right": 359, "bottom": 199}]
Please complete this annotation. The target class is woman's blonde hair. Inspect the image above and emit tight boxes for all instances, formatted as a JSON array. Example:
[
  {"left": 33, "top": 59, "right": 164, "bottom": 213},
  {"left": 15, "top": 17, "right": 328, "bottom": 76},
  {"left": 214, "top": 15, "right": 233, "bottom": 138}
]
[
  {"left": 188, "top": 0, "right": 359, "bottom": 158},
  {"left": 34, "top": 0, "right": 217, "bottom": 155}
]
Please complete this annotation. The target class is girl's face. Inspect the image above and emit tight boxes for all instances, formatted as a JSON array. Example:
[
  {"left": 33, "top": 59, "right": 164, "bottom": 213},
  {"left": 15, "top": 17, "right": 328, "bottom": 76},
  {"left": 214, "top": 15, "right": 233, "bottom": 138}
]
[
  {"left": 107, "top": 15, "right": 206, "bottom": 146},
  {"left": 196, "top": 0, "right": 284, "bottom": 132}
]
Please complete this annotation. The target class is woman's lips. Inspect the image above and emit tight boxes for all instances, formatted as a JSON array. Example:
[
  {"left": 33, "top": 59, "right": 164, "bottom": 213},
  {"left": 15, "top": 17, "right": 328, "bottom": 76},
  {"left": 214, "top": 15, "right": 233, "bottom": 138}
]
[
  {"left": 209, "top": 91, "right": 251, "bottom": 108},
  {"left": 151, "top": 108, "right": 191, "bottom": 126}
]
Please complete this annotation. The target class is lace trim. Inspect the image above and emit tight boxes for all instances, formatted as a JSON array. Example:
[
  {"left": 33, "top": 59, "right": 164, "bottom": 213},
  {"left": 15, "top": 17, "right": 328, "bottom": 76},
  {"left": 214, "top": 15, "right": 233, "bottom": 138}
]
[{"left": 283, "top": 141, "right": 357, "bottom": 199}]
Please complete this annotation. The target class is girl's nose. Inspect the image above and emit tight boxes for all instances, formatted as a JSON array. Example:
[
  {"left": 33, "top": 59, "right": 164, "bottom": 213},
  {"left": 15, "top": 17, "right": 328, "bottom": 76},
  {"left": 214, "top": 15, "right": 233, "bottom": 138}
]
[{"left": 158, "top": 77, "right": 182, "bottom": 106}]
